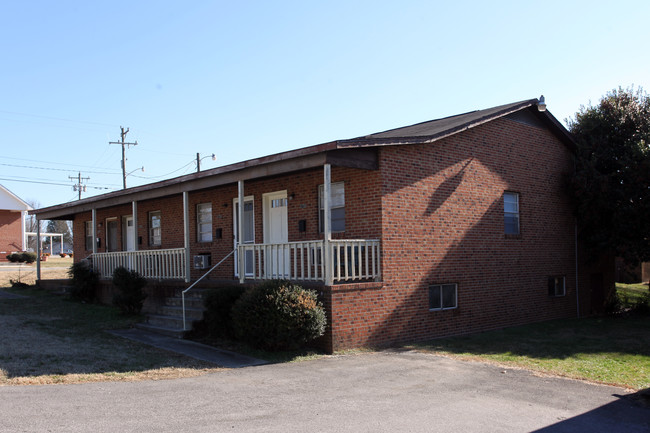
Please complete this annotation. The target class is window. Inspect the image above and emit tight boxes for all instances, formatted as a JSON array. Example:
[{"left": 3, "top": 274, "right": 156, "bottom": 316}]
[
  {"left": 548, "top": 276, "right": 566, "bottom": 297},
  {"left": 197, "top": 203, "right": 212, "bottom": 242},
  {"left": 149, "top": 211, "right": 161, "bottom": 246},
  {"left": 504, "top": 192, "right": 520, "bottom": 235},
  {"left": 85, "top": 221, "right": 93, "bottom": 251},
  {"left": 429, "top": 283, "right": 457, "bottom": 311},
  {"left": 319, "top": 182, "right": 345, "bottom": 232}
]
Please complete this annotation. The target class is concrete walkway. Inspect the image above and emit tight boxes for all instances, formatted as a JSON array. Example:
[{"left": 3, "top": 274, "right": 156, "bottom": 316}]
[{"left": 108, "top": 328, "right": 268, "bottom": 368}]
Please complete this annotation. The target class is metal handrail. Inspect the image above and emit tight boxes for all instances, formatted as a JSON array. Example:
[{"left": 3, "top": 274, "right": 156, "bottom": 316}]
[{"left": 182, "top": 249, "right": 235, "bottom": 331}]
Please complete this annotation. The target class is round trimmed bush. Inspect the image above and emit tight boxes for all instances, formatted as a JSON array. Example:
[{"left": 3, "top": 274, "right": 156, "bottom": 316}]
[{"left": 231, "top": 280, "right": 326, "bottom": 351}]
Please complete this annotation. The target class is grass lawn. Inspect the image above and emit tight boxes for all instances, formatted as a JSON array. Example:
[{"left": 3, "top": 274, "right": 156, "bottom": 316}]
[
  {"left": 0, "top": 286, "right": 221, "bottom": 386},
  {"left": 617, "top": 282, "right": 650, "bottom": 308},
  {"left": 407, "top": 312, "right": 650, "bottom": 390}
]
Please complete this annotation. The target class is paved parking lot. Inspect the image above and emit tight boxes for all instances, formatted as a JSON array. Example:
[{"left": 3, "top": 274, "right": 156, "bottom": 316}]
[{"left": 1, "top": 351, "right": 648, "bottom": 432}]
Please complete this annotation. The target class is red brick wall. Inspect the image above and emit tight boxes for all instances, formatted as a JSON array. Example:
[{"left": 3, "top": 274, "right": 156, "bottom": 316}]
[
  {"left": 0, "top": 210, "right": 23, "bottom": 260},
  {"left": 328, "top": 117, "right": 580, "bottom": 350}
]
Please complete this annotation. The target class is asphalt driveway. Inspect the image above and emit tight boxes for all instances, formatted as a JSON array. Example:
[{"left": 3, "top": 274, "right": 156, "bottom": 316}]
[{"left": 0, "top": 351, "right": 647, "bottom": 432}]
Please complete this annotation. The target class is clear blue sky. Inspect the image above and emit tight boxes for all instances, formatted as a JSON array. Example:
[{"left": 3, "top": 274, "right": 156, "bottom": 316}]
[{"left": 1, "top": 1, "right": 648, "bottom": 208}]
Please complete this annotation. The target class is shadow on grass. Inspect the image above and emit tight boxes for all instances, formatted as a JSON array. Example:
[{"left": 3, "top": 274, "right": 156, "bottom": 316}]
[
  {"left": 0, "top": 287, "right": 215, "bottom": 382},
  {"left": 409, "top": 316, "right": 650, "bottom": 361},
  {"left": 404, "top": 315, "right": 650, "bottom": 389}
]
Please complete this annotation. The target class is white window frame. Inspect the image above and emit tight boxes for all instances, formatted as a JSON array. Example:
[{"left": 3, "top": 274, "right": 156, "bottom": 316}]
[
  {"left": 428, "top": 283, "right": 458, "bottom": 311},
  {"left": 319, "top": 181, "right": 345, "bottom": 233},
  {"left": 85, "top": 221, "right": 93, "bottom": 251},
  {"left": 549, "top": 276, "right": 566, "bottom": 297},
  {"left": 149, "top": 211, "right": 161, "bottom": 246},
  {"left": 197, "top": 203, "right": 213, "bottom": 243},
  {"left": 504, "top": 191, "right": 520, "bottom": 235}
]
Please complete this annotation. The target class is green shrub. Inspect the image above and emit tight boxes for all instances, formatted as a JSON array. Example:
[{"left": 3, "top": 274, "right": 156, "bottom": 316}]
[
  {"left": 202, "top": 286, "right": 246, "bottom": 338},
  {"left": 6, "top": 253, "right": 24, "bottom": 263},
  {"left": 68, "top": 261, "right": 99, "bottom": 303},
  {"left": 112, "top": 266, "right": 148, "bottom": 314},
  {"left": 20, "top": 252, "right": 37, "bottom": 263},
  {"left": 231, "top": 280, "right": 326, "bottom": 351}
]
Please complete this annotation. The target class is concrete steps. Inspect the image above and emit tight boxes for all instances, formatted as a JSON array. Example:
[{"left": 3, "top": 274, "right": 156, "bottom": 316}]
[{"left": 135, "top": 289, "right": 206, "bottom": 339}]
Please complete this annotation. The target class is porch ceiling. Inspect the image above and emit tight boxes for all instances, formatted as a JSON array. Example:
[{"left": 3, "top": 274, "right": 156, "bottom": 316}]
[{"left": 31, "top": 147, "right": 378, "bottom": 220}]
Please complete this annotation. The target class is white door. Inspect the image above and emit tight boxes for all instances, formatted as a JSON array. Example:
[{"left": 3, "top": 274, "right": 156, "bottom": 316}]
[
  {"left": 124, "top": 216, "right": 136, "bottom": 251},
  {"left": 233, "top": 197, "right": 255, "bottom": 277},
  {"left": 263, "top": 191, "right": 289, "bottom": 278}
]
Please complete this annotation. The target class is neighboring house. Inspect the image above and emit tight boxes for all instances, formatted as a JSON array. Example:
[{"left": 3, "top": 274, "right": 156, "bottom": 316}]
[
  {"left": 0, "top": 185, "right": 31, "bottom": 261},
  {"left": 31, "top": 98, "right": 614, "bottom": 351}
]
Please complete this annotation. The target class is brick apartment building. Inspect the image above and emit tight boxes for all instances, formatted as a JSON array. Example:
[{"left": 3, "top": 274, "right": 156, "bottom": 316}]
[{"left": 31, "top": 98, "right": 614, "bottom": 351}]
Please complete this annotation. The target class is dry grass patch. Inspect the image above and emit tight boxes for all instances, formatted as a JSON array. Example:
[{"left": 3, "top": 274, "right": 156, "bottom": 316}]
[
  {"left": 0, "top": 259, "right": 71, "bottom": 287},
  {"left": 0, "top": 286, "right": 222, "bottom": 386}
]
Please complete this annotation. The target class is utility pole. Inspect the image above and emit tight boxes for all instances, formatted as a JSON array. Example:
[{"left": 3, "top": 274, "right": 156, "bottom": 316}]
[
  {"left": 69, "top": 172, "right": 90, "bottom": 200},
  {"left": 109, "top": 126, "right": 138, "bottom": 189}
]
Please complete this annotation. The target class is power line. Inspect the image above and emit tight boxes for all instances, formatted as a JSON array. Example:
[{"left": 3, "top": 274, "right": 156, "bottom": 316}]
[
  {"left": 131, "top": 160, "right": 197, "bottom": 180},
  {"left": 0, "top": 155, "right": 120, "bottom": 172},
  {"left": 0, "top": 177, "right": 114, "bottom": 190},
  {"left": 0, "top": 162, "right": 121, "bottom": 175},
  {"left": 0, "top": 173, "right": 115, "bottom": 186}
]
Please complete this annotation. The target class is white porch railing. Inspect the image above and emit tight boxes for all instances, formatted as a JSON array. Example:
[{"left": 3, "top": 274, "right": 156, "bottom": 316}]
[
  {"left": 240, "top": 239, "right": 381, "bottom": 283},
  {"left": 92, "top": 248, "right": 186, "bottom": 280}
]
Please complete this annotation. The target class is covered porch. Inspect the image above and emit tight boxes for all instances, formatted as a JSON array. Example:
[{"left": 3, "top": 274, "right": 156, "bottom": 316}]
[{"left": 32, "top": 147, "right": 383, "bottom": 286}]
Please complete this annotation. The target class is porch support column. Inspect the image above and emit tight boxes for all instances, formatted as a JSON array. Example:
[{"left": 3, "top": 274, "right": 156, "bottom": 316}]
[
  {"left": 323, "top": 163, "right": 333, "bottom": 286},
  {"left": 183, "top": 191, "right": 191, "bottom": 283},
  {"left": 21, "top": 211, "right": 27, "bottom": 251},
  {"left": 36, "top": 218, "right": 41, "bottom": 281},
  {"left": 132, "top": 201, "right": 138, "bottom": 251},
  {"left": 238, "top": 180, "right": 245, "bottom": 284},
  {"left": 91, "top": 209, "right": 97, "bottom": 255}
]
